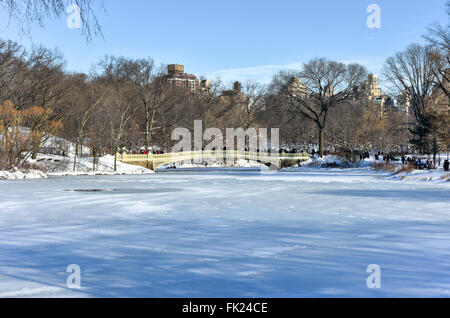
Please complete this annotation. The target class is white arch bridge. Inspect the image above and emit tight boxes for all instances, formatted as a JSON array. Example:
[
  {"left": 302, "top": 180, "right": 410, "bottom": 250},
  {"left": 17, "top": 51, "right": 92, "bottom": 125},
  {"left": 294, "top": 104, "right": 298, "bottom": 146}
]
[{"left": 116, "top": 150, "right": 310, "bottom": 171}]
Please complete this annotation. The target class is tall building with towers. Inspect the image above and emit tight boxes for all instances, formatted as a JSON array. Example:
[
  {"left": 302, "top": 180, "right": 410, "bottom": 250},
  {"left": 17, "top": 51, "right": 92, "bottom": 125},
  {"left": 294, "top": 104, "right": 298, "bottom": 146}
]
[
  {"left": 355, "top": 74, "right": 392, "bottom": 115},
  {"left": 220, "top": 81, "right": 245, "bottom": 104}
]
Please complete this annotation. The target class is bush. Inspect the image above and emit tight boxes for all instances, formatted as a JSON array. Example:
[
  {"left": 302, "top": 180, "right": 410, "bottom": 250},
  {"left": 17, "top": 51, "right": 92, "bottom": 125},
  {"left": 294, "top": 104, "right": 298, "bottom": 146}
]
[
  {"left": 394, "top": 163, "right": 416, "bottom": 174},
  {"left": 20, "top": 161, "right": 46, "bottom": 172},
  {"left": 0, "top": 152, "right": 11, "bottom": 170},
  {"left": 0, "top": 101, "right": 62, "bottom": 166},
  {"left": 371, "top": 162, "right": 396, "bottom": 171}
]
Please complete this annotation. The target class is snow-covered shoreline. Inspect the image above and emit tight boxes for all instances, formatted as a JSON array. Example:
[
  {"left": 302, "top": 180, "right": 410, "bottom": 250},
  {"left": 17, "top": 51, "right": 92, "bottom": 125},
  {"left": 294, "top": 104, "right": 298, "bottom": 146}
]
[
  {"left": 389, "top": 169, "right": 450, "bottom": 183},
  {"left": 1, "top": 153, "right": 154, "bottom": 180},
  {"left": 2, "top": 153, "right": 449, "bottom": 183},
  {"left": 282, "top": 155, "right": 450, "bottom": 183},
  {"left": 0, "top": 168, "right": 47, "bottom": 180}
]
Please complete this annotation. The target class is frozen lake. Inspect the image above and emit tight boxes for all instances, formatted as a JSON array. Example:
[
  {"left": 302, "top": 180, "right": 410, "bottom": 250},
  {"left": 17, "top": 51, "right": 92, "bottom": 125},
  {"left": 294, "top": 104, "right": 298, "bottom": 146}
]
[{"left": 0, "top": 168, "right": 449, "bottom": 297}]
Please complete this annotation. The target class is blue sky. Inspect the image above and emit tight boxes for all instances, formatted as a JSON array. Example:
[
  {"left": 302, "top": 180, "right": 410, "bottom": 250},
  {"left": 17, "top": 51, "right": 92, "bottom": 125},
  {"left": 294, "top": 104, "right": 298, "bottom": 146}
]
[{"left": 0, "top": 0, "right": 448, "bottom": 85}]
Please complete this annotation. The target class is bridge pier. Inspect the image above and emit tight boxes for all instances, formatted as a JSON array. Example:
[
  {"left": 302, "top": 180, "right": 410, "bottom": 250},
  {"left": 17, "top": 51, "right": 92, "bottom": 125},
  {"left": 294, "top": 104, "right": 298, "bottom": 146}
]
[{"left": 147, "top": 161, "right": 157, "bottom": 171}]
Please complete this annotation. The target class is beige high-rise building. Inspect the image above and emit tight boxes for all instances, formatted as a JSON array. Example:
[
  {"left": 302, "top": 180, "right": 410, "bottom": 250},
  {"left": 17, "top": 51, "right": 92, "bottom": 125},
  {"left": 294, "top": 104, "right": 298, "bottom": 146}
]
[
  {"left": 287, "top": 77, "right": 307, "bottom": 97},
  {"left": 356, "top": 74, "right": 391, "bottom": 115},
  {"left": 166, "top": 64, "right": 199, "bottom": 92},
  {"left": 361, "top": 74, "right": 382, "bottom": 102},
  {"left": 287, "top": 77, "right": 335, "bottom": 98},
  {"left": 167, "top": 64, "right": 185, "bottom": 77}
]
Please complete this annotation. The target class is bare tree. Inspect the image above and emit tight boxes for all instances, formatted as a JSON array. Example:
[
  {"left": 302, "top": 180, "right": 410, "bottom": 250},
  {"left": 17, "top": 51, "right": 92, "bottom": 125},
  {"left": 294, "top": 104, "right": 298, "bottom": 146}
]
[
  {"left": 14, "top": 46, "right": 67, "bottom": 111},
  {"left": 130, "top": 58, "right": 155, "bottom": 150},
  {"left": 103, "top": 85, "right": 134, "bottom": 171},
  {"left": 424, "top": 1, "right": 450, "bottom": 98},
  {"left": 0, "top": 39, "right": 26, "bottom": 103},
  {"left": 197, "top": 78, "right": 223, "bottom": 129},
  {"left": 71, "top": 81, "right": 102, "bottom": 171},
  {"left": 96, "top": 57, "right": 181, "bottom": 151},
  {"left": 383, "top": 44, "right": 436, "bottom": 154},
  {"left": 325, "top": 102, "right": 363, "bottom": 152},
  {"left": 239, "top": 81, "right": 266, "bottom": 129},
  {"left": 273, "top": 58, "right": 367, "bottom": 157},
  {"left": 424, "top": 1, "right": 450, "bottom": 52},
  {"left": 423, "top": 1, "right": 450, "bottom": 158},
  {"left": 0, "top": 0, "right": 103, "bottom": 40}
]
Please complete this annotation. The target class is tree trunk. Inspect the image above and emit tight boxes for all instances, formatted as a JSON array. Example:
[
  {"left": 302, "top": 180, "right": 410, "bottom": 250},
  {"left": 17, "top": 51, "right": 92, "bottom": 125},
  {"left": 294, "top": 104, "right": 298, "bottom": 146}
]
[
  {"left": 32, "top": 141, "right": 38, "bottom": 160},
  {"left": 114, "top": 141, "right": 118, "bottom": 172},
  {"left": 114, "top": 152, "right": 117, "bottom": 172},
  {"left": 318, "top": 128, "right": 324, "bottom": 158},
  {"left": 145, "top": 103, "right": 150, "bottom": 151},
  {"left": 73, "top": 141, "right": 78, "bottom": 172},
  {"left": 145, "top": 109, "right": 150, "bottom": 169},
  {"left": 92, "top": 149, "right": 96, "bottom": 172},
  {"left": 433, "top": 136, "right": 437, "bottom": 169}
]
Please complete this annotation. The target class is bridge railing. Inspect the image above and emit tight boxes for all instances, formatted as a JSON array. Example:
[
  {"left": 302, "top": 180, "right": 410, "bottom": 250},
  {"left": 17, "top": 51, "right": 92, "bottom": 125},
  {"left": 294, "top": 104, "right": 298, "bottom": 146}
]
[{"left": 117, "top": 151, "right": 310, "bottom": 162}]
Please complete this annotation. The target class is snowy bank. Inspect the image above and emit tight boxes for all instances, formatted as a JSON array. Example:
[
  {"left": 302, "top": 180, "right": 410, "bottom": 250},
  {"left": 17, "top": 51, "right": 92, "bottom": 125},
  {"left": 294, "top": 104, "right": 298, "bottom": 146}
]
[
  {"left": 389, "top": 169, "right": 450, "bottom": 183},
  {"left": 0, "top": 167, "right": 47, "bottom": 180},
  {"left": 1, "top": 154, "right": 153, "bottom": 180},
  {"left": 29, "top": 154, "right": 154, "bottom": 177},
  {"left": 281, "top": 155, "right": 375, "bottom": 171},
  {"left": 281, "top": 154, "right": 450, "bottom": 183}
]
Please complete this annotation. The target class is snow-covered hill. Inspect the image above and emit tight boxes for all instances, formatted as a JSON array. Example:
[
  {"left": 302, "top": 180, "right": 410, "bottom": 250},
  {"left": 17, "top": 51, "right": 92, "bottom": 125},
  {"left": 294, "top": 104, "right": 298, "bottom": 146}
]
[
  {"left": 1, "top": 129, "right": 154, "bottom": 179},
  {"left": 29, "top": 154, "right": 153, "bottom": 177}
]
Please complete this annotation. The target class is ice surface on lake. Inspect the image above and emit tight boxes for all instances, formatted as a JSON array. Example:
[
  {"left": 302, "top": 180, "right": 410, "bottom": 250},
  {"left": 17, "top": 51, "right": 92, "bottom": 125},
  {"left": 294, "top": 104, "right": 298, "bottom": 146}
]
[{"left": 0, "top": 168, "right": 449, "bottom": 297}]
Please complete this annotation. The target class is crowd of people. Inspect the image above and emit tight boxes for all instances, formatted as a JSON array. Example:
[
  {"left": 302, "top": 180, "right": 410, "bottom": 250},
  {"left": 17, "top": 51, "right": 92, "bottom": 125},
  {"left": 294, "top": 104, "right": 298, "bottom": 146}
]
[
  {"left": 120, "top": 146, "right": 311, "bottom": 155},
  {"left": 121, "top": 148, "right": 165, "bottom": 155},
  {"left": 401, "top": 155, "right": 450, "bottom": 171}
]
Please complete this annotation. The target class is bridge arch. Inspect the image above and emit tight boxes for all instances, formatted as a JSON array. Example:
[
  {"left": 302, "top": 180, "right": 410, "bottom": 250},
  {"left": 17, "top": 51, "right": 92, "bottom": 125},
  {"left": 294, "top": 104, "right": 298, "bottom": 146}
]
[{"left": 116, "top": 151, "right": 309, "bottom": 171}]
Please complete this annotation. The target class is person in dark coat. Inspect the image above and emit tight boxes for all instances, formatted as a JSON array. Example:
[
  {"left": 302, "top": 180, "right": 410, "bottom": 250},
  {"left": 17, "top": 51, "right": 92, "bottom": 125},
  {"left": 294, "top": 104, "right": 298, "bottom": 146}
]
[{"left": 444, "top": 159, "right": 449, "bottom": 172}]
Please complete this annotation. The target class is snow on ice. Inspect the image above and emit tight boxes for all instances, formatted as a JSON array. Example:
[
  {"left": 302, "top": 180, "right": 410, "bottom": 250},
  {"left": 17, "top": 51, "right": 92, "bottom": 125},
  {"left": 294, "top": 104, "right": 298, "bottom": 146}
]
[{"left": 0, "top": 169, "right": 449, "bottom": 297}]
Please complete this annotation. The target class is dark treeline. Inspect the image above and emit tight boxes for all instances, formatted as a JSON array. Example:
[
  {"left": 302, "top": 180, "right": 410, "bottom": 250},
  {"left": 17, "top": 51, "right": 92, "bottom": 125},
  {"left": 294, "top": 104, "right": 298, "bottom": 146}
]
[
  {"left": 0, "top": 3, "right": 449, "bottom": 169},
  {"left": 0, "top": 42, "right": 273, "bottom": 169}
]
